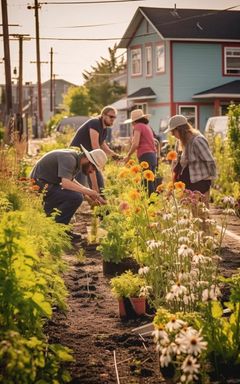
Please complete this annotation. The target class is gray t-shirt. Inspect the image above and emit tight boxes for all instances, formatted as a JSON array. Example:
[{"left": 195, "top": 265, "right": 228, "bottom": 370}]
[{"left": 30, "top": 149, "right": 82, "bottom": 184}]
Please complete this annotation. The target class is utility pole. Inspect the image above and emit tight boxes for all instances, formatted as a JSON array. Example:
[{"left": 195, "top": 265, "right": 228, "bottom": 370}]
[
  {"left": 50, "top": 47, "right": 54, "bottom": 112},
  {"left": 27, "top": 0, "right": 43, "bottom": 138},
  {"left": 1, "top": 0, "right": 12, "bottom": 121},
  {"left": 12, "top": 34, "right": 30, "bottom": 116}
]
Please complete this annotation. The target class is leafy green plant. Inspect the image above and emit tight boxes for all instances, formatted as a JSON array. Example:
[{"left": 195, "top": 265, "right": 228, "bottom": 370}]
[
  {"left": 0, "top": 330, "right": 73, "bottom": 384},
  {"left": 97, "top": 211, "right": 134, "bottom": 263},
  {"left": 110, "top": 270, "right": 146, "bottom": 299}
]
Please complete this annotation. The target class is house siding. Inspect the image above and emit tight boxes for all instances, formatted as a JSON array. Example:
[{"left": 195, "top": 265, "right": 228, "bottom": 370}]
[{"left": 127, "top": 20, "right": 171, "bottom": 131}]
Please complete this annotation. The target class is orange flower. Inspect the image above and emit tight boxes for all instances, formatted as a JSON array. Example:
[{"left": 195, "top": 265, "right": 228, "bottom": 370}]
[
  {"left": 156, "top": 183, "right": 165, "bottom": 193},
  {"left": 166, "top": 150, "right": 177, "bottom": 161},
  {"left": 129, "top": 189, "right": 140, "bottom": 200},
  {"left": 31, "top": 184, "right": 40, "bottom": 191},
  {"left": 135, "top": 207, "right": 141, "bottom": 213},
  {"left": 134, "top": 174, "right": 141, "bottom": 183},
  {"left": 119, "top": 201, "right": 130, "bottom": 212},
  {"left": 140, "top": 161, "right": 149, "bottom": 169},
  {"left": 119, "top": 169, "right": 129, "bottom": 178},
  {"left": 166, "top": 181, "right": 174, "bottom": 191},
  {"left": 174, "top": 181, "right": 186, "bottom": 190},
  {"left": 143, "top": 170, "right": 155, "bottom": 181},
  {"left": 130, "top": 165, "right": 141, "bottom": 174},
  {"left": 126, "top": 159, "right": 135, "bottom": 167}
]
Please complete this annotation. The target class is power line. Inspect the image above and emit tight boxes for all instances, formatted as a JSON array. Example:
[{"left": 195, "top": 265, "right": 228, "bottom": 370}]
[
  {"left": 58, "top": 22, "right": 125, "bottom": 28},
  {"left": 40, "top": 0, "right": 143, "bottom": 4}
]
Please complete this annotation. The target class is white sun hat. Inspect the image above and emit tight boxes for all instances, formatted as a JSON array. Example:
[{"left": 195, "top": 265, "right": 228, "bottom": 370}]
[
  {"left": 123, "top": 109, "right": 151, "bottom": 124},
  {"left": 164, "top": 114, "right": 188, "bottom": 133},
  {"left": 80, "top": 145, "right": 107, "bottom": 171}
]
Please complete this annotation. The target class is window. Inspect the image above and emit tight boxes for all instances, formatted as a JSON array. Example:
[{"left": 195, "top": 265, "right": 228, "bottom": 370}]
[
  {"left": 224, "top": 47, "right": 240, "bottom": 75},
  {"left": 156, "top": 44, "right": 165, "bottom": 73},
  {"left": 134, "top": 103, "right": 148, "bottom": 114},
  {"left": 179, "top": 106, "right": 197, "bottom": 128},
  {"left": 131, "top": 48, "right": 142, "bottom": 76},
  {"left": 145, "top": 46, "right": 152, "bottom": 76}
]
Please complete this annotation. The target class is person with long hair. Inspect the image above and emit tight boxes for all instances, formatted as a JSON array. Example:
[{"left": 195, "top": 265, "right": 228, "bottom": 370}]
[{"left": 165, "top": 115, "right": 216, "bottom": 204}]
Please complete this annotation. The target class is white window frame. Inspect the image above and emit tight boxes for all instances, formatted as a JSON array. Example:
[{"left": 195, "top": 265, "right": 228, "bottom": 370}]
[
  {"left": 145, "top": 45, "right": 152, "bottom": 77},
  {"left": 134, "top": 103, "right": 148, "bottom": 114},
  {"left": 224, "top": 47, "right": 240, "bottom": 75},
  {"left": 156, "top": 43, "right": 165, "bottom": 73},
  {"left": 131, "top": 48, "right": 142, "bottom": 76},
  {"left": 178, "top": 105, "right": 197, "bottom": 129}
]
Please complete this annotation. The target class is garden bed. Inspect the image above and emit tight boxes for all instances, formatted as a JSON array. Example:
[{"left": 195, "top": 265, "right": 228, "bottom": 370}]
[{"left": 47, "top": 203, "right": 240, "bottom": 384}]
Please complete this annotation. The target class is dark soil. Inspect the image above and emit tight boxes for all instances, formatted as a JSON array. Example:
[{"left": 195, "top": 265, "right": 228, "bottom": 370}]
[{"left": 47, "top": 204, "right": 240, "bottom": 384}]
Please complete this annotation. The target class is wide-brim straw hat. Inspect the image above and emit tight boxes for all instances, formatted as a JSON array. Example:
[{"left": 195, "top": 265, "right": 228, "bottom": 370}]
[
  {"left": 80, "top": 145, "right": 107, "bottom": 172},
  {"left": 164, "top": 114, "right": 188, "bottom": 133},
  {"left": 123, "top": 109, "right": 151, "bottom": 124}
]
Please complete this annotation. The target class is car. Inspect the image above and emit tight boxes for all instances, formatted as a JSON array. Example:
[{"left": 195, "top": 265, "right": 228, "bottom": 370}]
[{"left": 204, "top": 116, "right": 229, "bottom": 139}]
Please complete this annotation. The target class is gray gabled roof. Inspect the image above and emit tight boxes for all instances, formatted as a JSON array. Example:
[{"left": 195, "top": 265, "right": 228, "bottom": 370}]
[
  {"left": 119, "top": 7, "right": 240, "bottom": 48},
  {"left": 193, "top": 80, "right": 240, "bottom": 99},
  {"left": 128, "top": 87, "right": 156, "bottom": 100}
]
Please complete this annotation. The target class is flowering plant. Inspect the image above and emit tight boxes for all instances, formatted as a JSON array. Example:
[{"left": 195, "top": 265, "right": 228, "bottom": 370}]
[
  {"left": 110, "top": 270, "right": 151, "bottom": 299},
  {"left": 153, "top": 308, "right": 208, "bottom": 384}
]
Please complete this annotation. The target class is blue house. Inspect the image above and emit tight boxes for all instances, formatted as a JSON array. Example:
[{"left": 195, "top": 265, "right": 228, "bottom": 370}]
[{"left": 118, "top": 7, "right": 240, "bottom": 132}]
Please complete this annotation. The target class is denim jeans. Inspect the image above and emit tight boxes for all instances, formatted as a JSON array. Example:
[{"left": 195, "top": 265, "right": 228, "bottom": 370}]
[{"left": 138, "top": 152, "right": 158, "bottom": 196}]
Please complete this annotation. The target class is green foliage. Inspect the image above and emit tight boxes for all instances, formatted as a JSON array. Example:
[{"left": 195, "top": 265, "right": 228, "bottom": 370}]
[
  {"left": 200, "top": 272, "right": 240, "bottom": 380},
  {"left": 63, "top": 86, "right": 92, "bottom": 115},
  {"left": 46, "top": 112, "right": 67, "bottom": 136},
  {"left": 110, "top": 271, "right": 145, "bottom": 299},
  {"left": 0, "top": 330, "right": 73, "bottom": 384},
  {"left": 228, "top": 103, "right": 240, "bottom": 180},
  {"left": 96, "top": 211, "right": 133, "bottom": 263}
]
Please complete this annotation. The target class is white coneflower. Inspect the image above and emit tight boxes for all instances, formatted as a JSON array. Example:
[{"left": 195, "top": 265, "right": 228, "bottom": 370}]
[
  {"left": 178, "top": 218, "right": 189, "bottom": 227},
  {"left": 202, "top": 285, "right": 221, "bottom": 302},
  {"left": 165, "top": 316, "right": 186, "bottom": 332},
  {"left": 162, "top": 213, "right": 173, "bottom": 221},
  {"left": 183, "top": 293, "right": 195, "bottom": 305},
  {"left": 152, "top": 328, "right": 169, "bottom": 344},
  {"left": 159, "top": 349, "right": 172, "bottom": 367},
  {"left": 178, "top": 236, "right": 190, "bottom": 245},
  {"left": 193, "top": 217, "right": 203, "bottom": 225},
  {"left": 222, "top": 196, "right": 235, "bottom": 206},
  {"left": 192, "top": 254, "right": 212, "bottom": 264},
  {"left": 139, "top": 285, "right": 152, "bottom": 297},
  {"left": 179, "top": 329, "right": 207, "bottom": 356},
  {"left": 178, "top": 245, "right": 194, "bottom": 258},
  {"left": 146, "top": 240, "right": 162, "bottom": 250},
  {"left": 181, "top": 355, "right": 200, "bottom": 374},
  {"left": 171, "top": 283, "right": 188, "bottom": 297},
  {"left": 138, "top": 266, "right": 150, "bottom": 275},
  {"left": 223, "top": 208, "right": 236, "bottom": 215},
  {"left": 166, "top": 291, "right": 175, "bottom": 302}
]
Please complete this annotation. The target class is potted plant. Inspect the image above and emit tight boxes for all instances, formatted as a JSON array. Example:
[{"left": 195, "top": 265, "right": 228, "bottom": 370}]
[
  {"left": 110, "top": 270, "right": 150, "bottom": 318},
  {"left": 97, "top": 211, "right": 138, "bottom": 276}
]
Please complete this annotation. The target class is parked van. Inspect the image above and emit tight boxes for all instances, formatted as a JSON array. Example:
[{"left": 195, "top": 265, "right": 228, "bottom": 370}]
[{"left": 204, "top": 116, "right": 228, "bottom": 139}]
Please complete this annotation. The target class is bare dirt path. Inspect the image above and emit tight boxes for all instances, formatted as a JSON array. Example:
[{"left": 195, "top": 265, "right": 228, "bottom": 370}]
[{"left": 47, "top": 205, "right": 240, "bottom": 384}]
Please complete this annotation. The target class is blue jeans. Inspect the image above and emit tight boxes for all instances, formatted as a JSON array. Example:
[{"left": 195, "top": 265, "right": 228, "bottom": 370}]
[
  {"left": 138, "top": 152, "right": 157, "bottom": 196},
  {"left": 43, "top": 184, "right": 83, "bottom": 224}
]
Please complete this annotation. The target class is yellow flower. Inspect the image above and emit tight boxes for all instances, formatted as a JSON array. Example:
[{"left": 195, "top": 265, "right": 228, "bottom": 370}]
[
  {"left": 130, "top": 165, "right": 141, "bottom": 174},
  {"left": 174, "top": 181, "right": 186, "bottom": 190},
  {"left": 129, "top": 189, "right": 141, "bottom": 200},
  {"left": 166, "top": 150, "right": 177, "bottom": 161},
  {"left": 140, "top": 161, "right": 149, "bottom": 169},
  {"left": 143, "top": 170, "right": 155, "bottom": 181}
]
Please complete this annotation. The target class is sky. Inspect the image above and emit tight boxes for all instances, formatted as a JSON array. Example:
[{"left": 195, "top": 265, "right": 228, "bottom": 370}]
[{"left": 1, "top": 0, "right": 239, "bottom": 86}]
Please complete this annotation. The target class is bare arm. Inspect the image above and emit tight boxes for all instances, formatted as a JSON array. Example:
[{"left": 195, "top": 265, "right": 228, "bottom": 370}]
[
  {"left": 89, "top": 128, "right": 100, "bottom": 149},
  {"left": 124, "top": 130, "right": 141, "bottom": 163},
  {"left": 61, "top": 177, "right": 105, "bottom": 203}
]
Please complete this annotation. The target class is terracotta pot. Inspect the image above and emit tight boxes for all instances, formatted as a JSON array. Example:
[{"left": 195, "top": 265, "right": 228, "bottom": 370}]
[
  {"left": 102, "top": 257, "right": 139, "bottom": 277},
  {"left": 118, "top": 297, "right": 146, "bottom": 318}
]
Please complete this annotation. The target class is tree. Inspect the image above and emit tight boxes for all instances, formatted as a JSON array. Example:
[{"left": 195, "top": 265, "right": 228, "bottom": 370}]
[
  {"left": 82, "top": 44, "right": 126, "bottom": 112},
  {"left": 63, "top": 86, "right": 92, "bottom": 116}
]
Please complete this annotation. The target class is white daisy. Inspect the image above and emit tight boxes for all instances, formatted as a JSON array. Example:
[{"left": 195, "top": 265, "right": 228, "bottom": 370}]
[
  {"left": 165, "top": 317, "right": 186, "bottom": 332},
  {"left": 178, "top": 245, "right": 194, "bottom": 258},
  {"left": 181, "top": 355, "right": 200, "bottom": 374}
]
